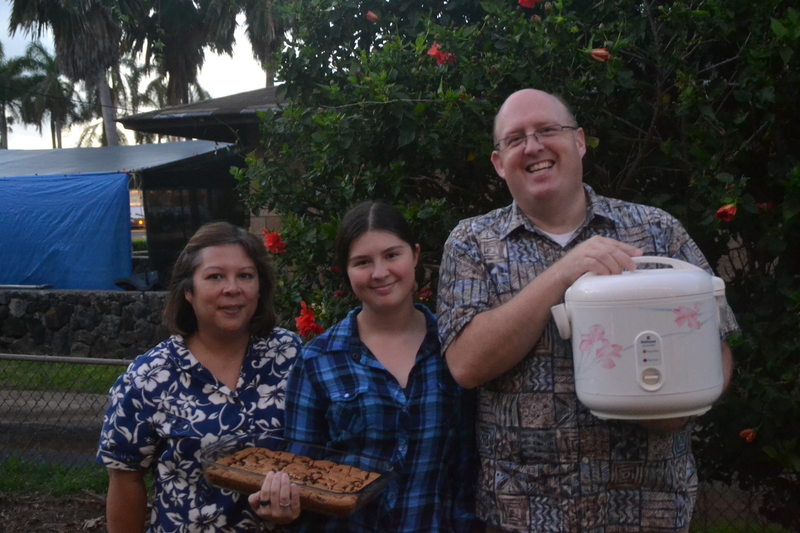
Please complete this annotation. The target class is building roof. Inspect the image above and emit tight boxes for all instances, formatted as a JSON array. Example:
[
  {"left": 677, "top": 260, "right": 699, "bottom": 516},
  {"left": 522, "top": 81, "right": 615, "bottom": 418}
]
[
  {"left": 117, "top": 86, "right": 284, "bottom": 144},
  {"left": 0, "top": 140, "right": 234, "bottom": 178}
]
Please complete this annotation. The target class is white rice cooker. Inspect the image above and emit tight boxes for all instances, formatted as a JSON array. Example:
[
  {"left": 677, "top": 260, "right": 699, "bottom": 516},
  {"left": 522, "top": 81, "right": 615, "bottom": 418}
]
[{"left": 550, "top": 256, "right": 726, "bottom": 420}]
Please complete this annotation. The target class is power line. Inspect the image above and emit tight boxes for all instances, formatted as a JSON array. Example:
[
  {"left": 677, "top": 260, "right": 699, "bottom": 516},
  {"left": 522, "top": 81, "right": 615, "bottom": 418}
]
[{"left": 15, "top": 88, "right": 147, "bottom": 115}]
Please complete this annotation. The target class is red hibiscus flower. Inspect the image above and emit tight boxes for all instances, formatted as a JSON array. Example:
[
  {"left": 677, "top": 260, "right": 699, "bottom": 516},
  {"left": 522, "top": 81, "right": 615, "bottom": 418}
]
[
  {"left": 427, "top": 42, "right": 456, "bottom": 66},
  {"left": 739, "top": 428, "right": 756, "bottom": 443},
  {"left": 333, "top": 290, "right": 344, "bottom": 299},
  {"left": 329, "top": 265, "right": 341, "bottom": 275},
  {"left": 295, "top": 301, "right": 324, "bottom": 339},
  {"left": 757, "top": 202, "right": 775, "bottom": 214},
  {"left": 518, "top": 0, "right": 541, "bottom": 7},
  {"left": 417, "top": 287, "right": 433, "bottom": 300},
  {"left": 716, "top": 204, "right": 737, "bottom": 223},
  {"left": 365, "top": 10, "right": 379, "bottom": 22},
  {"left": 590, "top": 48, "right": 612, "bottom": 63},
  {"left": 261, "top": 229, "right": 286, "bottom": 253}
]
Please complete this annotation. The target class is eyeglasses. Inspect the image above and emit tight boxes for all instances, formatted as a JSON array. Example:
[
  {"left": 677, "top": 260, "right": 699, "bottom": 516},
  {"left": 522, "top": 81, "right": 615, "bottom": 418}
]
[{"left": 494, "top": 124, "right": 579, "bottom": 151}]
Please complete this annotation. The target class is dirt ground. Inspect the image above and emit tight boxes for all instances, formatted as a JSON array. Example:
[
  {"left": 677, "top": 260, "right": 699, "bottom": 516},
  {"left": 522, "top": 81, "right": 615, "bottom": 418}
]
[
  {"left": 0, "top": 491, "right": 108, "bottom": 533},
  {"left": 0, "top": 487, "right": 774, "bottom": 532}
]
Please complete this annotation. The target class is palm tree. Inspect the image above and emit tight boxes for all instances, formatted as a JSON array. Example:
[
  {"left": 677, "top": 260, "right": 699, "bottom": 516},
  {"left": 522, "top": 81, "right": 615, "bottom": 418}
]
[
  {"left": 75, "top": 116, "right": 129, "bottom": 147},
  {"left": 0, "top": 42, "right": 34, "bottom": 149},
  {"left": 119, "top": 0, "right": 238, "bottom": 106},
  {"left": 12, "top": 0, "right": 286, "bottom": 141},
  {"left": 18, "top": 41, "right": 84, "bottom": 149},
  {"left": 9, "top": 0, "right": 122, "bottom": 146},
  {"left": 106, "top": 56, "right": 154, "bottom": 144},
  {"left": 234, "top": 0, "right": 293, "bottom": 87},
  {"left": 118, "top": 0, "right": 291, "bottom": 105}
]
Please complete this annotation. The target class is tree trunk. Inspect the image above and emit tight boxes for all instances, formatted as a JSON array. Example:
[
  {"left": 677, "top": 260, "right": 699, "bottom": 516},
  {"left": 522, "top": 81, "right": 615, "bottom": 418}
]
[
  {"left": 0, "top": 104, "right": 7, "bottom": 149},
  {"left": 54, "top": 117, "right": 63, "bottom": 149},
  {"left": 98, "top": 76, "right": 119, "bottom": 146}
]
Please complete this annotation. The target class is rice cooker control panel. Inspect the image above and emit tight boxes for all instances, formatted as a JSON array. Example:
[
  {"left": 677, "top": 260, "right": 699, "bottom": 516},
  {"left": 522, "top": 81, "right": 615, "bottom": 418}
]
[{"left": 635, "top": 331, "right": 664, "bottom": 392}]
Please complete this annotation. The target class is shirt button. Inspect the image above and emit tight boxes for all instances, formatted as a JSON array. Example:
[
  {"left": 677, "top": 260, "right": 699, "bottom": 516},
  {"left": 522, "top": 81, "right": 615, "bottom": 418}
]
[
  {"left": 351, "top": 352, "right": 359, "bottom": 362},
  {"left": 582, "top": 457, "right": 589, "bottom": 464},
  {"left": 343, "top": 393, "right": 351, "bottom": 399}
]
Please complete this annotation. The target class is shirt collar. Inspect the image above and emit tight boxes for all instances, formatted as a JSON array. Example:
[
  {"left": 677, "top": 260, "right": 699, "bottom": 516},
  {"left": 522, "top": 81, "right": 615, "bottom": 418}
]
[
  {"left": 167, "top": 335, "right": 197, "bottom": 371},
  {"left": 499, "top": 184, "right": 616, "bottom": 239},
  {"left": 582, "top": 184, "right": 617, "bottom": 226},
  {"left": 166, "top": 334, "right": 256, "bottom": 372},
  {"left": 322, "top": 304, "right": 440, "bottom": 359}
]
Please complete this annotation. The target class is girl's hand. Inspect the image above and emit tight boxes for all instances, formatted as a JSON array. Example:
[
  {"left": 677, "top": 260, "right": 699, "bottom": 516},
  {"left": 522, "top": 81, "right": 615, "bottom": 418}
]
[{"left": 248, "top": 472, "right": 301, "bottom": 524}]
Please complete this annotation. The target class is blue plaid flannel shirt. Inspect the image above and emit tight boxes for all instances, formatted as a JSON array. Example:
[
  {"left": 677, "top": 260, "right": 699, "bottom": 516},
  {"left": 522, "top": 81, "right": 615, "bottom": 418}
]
[{"left": 284, "top": 304, "right": 478, "bottom": 533}]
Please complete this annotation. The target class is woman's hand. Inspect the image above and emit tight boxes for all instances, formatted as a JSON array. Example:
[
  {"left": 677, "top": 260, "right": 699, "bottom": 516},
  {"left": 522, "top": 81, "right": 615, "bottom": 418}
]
[{"left": 248, "top": 472, "right": 301, "bottom": 524}]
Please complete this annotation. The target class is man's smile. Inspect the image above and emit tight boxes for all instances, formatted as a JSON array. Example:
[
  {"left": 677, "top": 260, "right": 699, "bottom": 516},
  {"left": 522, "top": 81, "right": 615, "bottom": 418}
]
[{"left": 526, "top": 160, "right": 554, "bottom": 174}]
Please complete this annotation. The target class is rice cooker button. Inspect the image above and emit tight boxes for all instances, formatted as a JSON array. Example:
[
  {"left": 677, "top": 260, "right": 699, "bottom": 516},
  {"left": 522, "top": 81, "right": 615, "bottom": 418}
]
[
  {"left": 641, "top": 368, "right": 663, "bottom": 390},
  {"left": 636, "top": 331, "right": 662, "bottom": 366}
]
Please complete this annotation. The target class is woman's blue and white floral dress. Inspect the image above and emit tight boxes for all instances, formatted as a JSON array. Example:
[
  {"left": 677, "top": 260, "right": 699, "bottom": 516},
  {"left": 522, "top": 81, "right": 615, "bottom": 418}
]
[{"left": 97, "top": 329, "right": 302, "bottom": 533}]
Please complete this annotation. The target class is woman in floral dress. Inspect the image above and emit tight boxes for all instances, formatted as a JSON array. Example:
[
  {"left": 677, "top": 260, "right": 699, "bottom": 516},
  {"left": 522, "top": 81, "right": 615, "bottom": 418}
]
[{"left": 97, "top": 221, "right": 303, "bottom": 533}]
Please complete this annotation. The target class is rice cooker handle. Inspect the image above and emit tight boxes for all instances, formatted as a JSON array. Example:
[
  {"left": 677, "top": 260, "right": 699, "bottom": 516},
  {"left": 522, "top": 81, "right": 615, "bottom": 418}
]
[
  {"left": 550, "top": 303, "right": 572, "bottom": 340},
  {"left": 713, "top": 276, "right": 727, "bottom": 324},
  {"left": 631, "top": 255, "right": 704, "bottom": 271}
]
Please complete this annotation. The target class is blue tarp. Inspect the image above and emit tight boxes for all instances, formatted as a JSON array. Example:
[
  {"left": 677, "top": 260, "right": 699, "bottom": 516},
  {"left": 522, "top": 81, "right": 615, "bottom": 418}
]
[{"left": 0, "top": 172, "right": 132, "bottom": 289}]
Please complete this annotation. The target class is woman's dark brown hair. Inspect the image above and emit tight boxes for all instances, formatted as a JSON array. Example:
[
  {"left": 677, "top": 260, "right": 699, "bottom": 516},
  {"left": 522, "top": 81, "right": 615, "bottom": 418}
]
[{"left": 163, "top": 221, "right": 277, "bottom": 337}]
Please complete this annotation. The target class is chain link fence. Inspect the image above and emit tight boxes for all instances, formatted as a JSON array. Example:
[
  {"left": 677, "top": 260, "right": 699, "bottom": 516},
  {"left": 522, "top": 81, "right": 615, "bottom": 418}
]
[
  {"left": 693, "top": 480, "right": 785, "bottom": 532},
  {"left": 0, "top": 354, "right": 129, "bottom": 470},
  {"left": 0, "top": 353, "right": 792, "bottom": 532}
]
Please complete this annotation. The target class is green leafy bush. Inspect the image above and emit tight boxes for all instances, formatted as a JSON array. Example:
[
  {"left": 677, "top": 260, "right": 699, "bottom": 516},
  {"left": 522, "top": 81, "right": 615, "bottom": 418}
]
[
  {"left": 132, "top": 238, "right": 148, "bottom": 252},
  {"left": 235, "top": 0, "right": 800, "bottom": 528}
]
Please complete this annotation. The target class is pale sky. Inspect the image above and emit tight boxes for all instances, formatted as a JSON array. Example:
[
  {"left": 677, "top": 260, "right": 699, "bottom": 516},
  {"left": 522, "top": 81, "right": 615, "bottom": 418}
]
[{"left": 1, "top": 0, "right": 267, "bottom": 150}]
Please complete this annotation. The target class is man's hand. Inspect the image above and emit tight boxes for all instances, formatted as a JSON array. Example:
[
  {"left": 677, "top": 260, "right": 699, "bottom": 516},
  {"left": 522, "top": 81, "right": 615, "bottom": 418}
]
[
  {"left": 445, "top": 236, "right": 643, "bottom": 389},
  {"left": 636, "top": 417, "right": 691, "bottom": 434},
  {"left": 637, "top": 342, "right": 734, "bottom": 434},
  {"left": 551, "top": 236, "right": 643, "bottom": 289}
]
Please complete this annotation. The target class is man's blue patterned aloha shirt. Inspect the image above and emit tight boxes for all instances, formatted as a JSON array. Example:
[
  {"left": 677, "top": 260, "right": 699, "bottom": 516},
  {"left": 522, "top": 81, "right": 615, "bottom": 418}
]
[{"left": 97, "top": 329, "right": 302, "bottom": 533}]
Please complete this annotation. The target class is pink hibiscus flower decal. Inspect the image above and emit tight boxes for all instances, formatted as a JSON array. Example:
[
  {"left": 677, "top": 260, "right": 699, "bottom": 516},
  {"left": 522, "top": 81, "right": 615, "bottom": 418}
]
[
  {"left": 673, "top": 303, "right": 702, "bottom": 330},
  {"left": 580, "top": 324, "right": 606, "bottom": 352},
  {"left": 596, "top": 339, "right": 623, "bottom": 369}
]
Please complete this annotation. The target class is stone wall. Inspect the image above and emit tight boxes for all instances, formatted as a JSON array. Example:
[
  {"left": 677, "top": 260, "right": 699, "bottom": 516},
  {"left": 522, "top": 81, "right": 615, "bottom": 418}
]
[{"left": 0, "top": 289, "right": 170, "bottom": 359}]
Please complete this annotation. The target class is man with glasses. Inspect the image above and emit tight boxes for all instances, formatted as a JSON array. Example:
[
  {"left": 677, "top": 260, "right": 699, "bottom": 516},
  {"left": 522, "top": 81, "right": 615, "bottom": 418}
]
[{"left": 436, "top": 89, "right": 737, "bottom": 533}]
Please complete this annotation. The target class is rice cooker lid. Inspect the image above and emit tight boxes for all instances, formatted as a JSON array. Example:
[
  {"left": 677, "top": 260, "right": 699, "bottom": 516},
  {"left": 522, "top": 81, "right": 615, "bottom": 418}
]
[{"left": 565, "top": 258, "right": 717, "bottom": 303}]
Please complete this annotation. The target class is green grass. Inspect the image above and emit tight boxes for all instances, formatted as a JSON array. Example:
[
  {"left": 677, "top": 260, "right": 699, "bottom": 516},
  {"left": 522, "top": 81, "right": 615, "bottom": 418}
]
[
  {"left": 0, "top": 361, "right": 125, "bottom": 394},
  {"left": 0, "top": 456, "right": 109, "bottom": 495},
  {"left": 132, "top": 238, "right": 148, "bottom": 252}
]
